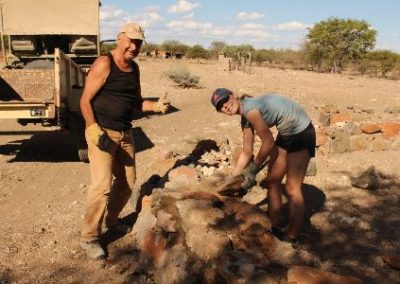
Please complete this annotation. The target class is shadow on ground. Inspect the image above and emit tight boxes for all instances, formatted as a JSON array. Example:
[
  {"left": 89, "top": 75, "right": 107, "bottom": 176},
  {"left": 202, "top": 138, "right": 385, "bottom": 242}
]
[{"left": 0, "top": 127, "right": 154, "bottom": 163}]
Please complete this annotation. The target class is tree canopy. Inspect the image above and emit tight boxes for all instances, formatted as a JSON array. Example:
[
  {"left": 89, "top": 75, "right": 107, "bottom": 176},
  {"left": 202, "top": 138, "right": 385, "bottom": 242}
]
[
  {"left": 186, "top": 44, "right": 209, "bottom": 59},
  {"left": 307, "top": 17, "right": 377, "bottom": 72}
]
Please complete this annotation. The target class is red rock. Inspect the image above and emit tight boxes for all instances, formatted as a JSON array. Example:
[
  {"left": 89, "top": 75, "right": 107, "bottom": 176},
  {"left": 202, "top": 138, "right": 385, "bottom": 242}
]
[
  {"left": 379, "top": 122, "right": 400, "bottom": 139},
  {"left": 143, "top": 230, "right": 167, "bottom": 264},
  {"left": 330, "top": 113, "right": 353, "bottom": 125},
  {"left": 287, "top": 266, "right": 362, "bottom": 284},
  {"left": 360, "top": 123, "right": 381, "bottom": 134}
]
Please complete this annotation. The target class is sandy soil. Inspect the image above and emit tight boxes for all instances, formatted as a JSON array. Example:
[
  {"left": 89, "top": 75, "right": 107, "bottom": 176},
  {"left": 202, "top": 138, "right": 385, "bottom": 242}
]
[{"left": 0, "top": 58, "right": 399, "bottom": 283}]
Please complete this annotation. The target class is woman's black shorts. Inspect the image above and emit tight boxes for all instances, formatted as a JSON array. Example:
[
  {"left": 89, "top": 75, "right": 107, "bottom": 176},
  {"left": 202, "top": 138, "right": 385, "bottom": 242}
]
[{"left": 275, "top": 123, "right": 316, "bottom": 157}]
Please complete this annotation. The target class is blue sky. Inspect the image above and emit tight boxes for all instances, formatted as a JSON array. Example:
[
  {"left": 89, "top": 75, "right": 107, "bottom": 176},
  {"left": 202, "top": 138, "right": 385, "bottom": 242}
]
[{"left": 100, "top": 0, "right": 400, "bottom": 51}]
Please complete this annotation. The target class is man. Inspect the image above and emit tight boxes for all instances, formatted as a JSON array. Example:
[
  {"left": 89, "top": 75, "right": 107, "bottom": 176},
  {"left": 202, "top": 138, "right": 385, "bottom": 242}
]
[
  {"left": 79, "top": 22, "right": 169, "bottom": 260},
  {"left": 211, "top": 88, "right": 316, "bottom": 247}
]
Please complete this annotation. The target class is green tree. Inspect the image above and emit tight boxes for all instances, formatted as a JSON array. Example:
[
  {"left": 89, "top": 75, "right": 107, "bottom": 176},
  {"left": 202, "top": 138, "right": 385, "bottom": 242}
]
[
  {"left": 141, "top": 43, "right": 161, "bottom": 54},
  {"left": 186, "top": 44, "right": 209, "bottom": 59},
  {"left": 209, "top": 41, "right": 227, "bottom": 59},
  {"left": 254, "top": 49, "right": 275, "bottom": 65},
  {"left": 161, "top": 40, "right": 189, "bottom": 54},
  {"left": 209, "top": 41, "right": 227, "bottom": 54},
  {"left": 221, "top": 45, "right": 238, "bottom": 58},
  {"left": 368, "top": 50, "right": 399, "bottom": 77},
  {"left": 307, "top": 17, "right": 377, "bottom": 73}
]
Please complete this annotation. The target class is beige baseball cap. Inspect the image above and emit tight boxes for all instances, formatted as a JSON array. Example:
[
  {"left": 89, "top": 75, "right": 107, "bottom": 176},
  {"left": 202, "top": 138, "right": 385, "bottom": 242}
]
[{"left": 119, "top": 22, "right": 145, "bottom": 41}]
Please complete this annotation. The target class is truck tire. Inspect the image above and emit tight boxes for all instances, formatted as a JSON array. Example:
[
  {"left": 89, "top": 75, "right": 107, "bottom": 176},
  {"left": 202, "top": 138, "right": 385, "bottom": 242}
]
[
  {"left": 77, "top": 148, "right": 89, "bottom": 163},
  {"left": 68, "top": 111, "right": 88, "bottom": 162}
]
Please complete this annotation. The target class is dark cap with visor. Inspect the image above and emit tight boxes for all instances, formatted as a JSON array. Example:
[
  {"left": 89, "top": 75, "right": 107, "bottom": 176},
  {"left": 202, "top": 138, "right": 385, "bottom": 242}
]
[{"left": 211, "top": 88, "right": 232, "bottom": 111}]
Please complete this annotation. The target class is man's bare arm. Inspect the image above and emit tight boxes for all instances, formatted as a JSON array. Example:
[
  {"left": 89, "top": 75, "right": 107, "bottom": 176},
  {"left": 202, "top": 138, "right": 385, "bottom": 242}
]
[{"left": 80, "top": 56, "right": 110, "bottom": 126}]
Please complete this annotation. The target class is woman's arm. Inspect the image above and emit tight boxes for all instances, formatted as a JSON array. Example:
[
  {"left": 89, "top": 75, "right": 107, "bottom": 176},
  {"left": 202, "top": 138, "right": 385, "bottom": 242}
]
[
  {"left": 245, "top": 109, "right": 275, "bottom": 166},
  {"left": 232, "top": 127, "right": 254, "bottom": 176}
]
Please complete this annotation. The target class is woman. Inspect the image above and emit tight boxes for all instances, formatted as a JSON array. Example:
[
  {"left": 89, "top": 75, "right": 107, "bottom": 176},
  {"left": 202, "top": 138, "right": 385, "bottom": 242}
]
[{"left": 211, "top": 88, "right": 316, "bottom": 246}]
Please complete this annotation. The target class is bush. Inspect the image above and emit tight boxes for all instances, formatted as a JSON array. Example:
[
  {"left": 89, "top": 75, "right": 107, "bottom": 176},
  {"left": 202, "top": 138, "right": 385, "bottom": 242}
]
[{"left": 164, "top": 66, "right": 200, "bottom": 88}]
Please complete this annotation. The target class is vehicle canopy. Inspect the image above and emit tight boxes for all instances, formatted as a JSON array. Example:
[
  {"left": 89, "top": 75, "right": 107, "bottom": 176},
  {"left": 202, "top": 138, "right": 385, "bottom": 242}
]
[
  {"left": 0, "top": 0, "right": 100, "bottom": 66},
  {"left": 1, "top": 0, "right": 99, "bottom": 36}
]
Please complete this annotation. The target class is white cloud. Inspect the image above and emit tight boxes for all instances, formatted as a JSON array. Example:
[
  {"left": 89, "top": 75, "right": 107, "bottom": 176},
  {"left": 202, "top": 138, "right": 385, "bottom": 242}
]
[
  {"left": 168, "top": 0, "right": 201, "bottom": 14},
  {"left": 235, "top": 29, "right": 271, "bottom": 39},
  {"left": 183, "top": 13, "right": 194, "bottom": 19},
  {"left": 392, "top": 33, "right": 399, "bottom": 37},
  {"left": 276, "top": 21, "right": 310, "bottom": 31},
  {"left": 166, "top": 20, "right": 212, "bottom": 31},
  {"left": 100, "top": 5, "right": 128, "bottom": 22},
  {"left": 241, "top": 23, "right": 266, "bottom": 30},
  {"left": 137, "top": 6, "right": 163, "bottom": 28},
  {"left": 236, "top": 12, "right": 265, "bottom": 20},
  {"left": 100, "top": 5, "right": 163, "bottom": 40},
  {"left": 208, "top": 27, "right": 232, "bottom": 36}
]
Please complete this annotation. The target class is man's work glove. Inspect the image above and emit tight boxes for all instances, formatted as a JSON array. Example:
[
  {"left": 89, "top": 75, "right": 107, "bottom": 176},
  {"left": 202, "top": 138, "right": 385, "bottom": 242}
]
[
  {"left": 241, "top": 161, "right": 261, "bottom": 190},
  {"left": 86, "top": 123, "right": 114, "bottom": 153},
  {"left": 86, "top": 123, "right": 104, "bottom": 146},
  {"left": 98, "top": 132, "right": 114, "bottom": 153},
  {"left": 153, "top": 93, "right": 170, "bottom": 114}
]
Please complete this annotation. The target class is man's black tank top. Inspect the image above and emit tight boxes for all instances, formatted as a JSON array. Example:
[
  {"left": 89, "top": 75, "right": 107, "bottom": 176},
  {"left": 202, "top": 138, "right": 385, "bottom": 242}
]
[{"left": 92, "top": 52, "right": 143, "bottom": 131}]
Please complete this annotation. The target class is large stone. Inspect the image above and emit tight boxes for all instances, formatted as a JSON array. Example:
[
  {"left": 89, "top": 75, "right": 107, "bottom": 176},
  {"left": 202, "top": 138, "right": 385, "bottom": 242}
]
[
  {"left": 176, "top": 199, "right": 225, "bottom": 228},
  {"left": 176, "top": 199, "right": 229, "bottom": 261},
  {"left": 168, "top": 166, "right": 199, "bottom": 186},
  {"left": 371, "top": 136, "right": 389, "bottom": 152},
  {"left": 142, "top": 230, "right": 167, "bottom": 263},
  {"left": 287, "top": 266, "right": 362, "bottom": 284},
  {"left": 319, "top": 112, "right": 331, "bottom": 126},
  {"left": 380, "top": 122, "right": 400, "bottom": 139},
  {"left": 330, "top": 128, "right": 351, "bottom": 154},
  {"left": 350, "top": 135, "right": 369, "bottom": 152},
  {"left": 360, "top": 123, "right": 381, "bottom": 134},
  {"left": 185, "top": 226, "right": 229, "bottom": 261},
  {"left": 132, "top": 209, "right": 157, "bottom": 249},
  {"left": 342, "top": 121, "right": 361, "bottom": 135},
  {"left": 154, "top": 244, "right": 192, "bottom": 284},
  {"left": 351, "top": 165, "right": 379, "bottom": 190},
  {"left": 330, "top": 112, "right": 353, "bottom": 125},
  {"left": 156, "top": 210, "right": 177, "bottom": 233},
  {"left": 153, "top": 146, "right": 173, "bottom": 160}
]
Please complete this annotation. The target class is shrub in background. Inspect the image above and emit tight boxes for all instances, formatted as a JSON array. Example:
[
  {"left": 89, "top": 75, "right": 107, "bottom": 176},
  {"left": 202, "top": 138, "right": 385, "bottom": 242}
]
[{"left": 164, "top": 66, "right": 200, "bottom": 88}]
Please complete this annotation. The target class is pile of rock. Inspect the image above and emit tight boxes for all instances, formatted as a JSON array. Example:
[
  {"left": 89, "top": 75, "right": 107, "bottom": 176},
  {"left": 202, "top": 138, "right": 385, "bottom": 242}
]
[
  {"left": 316, "top": 106, "right": 400, "bottom": 155},
  {"left": 129, "top": 139, "right": 360, "bottom": 283}
]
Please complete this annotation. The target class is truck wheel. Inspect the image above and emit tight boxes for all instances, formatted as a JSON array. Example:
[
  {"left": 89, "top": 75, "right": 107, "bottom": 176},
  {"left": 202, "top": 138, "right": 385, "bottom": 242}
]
[{"left": 77, "top": 148, "right": 89, "bottom": 163}]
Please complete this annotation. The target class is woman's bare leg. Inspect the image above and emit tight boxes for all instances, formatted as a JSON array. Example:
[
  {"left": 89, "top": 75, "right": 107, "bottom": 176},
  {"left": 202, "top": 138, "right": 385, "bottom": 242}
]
[{"left": 285, "top": 149, "right": 310, "bottom": 239}]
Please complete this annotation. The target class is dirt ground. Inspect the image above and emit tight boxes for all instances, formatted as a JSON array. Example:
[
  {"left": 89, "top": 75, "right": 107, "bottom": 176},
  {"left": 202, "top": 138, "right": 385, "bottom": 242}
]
[{"left": 0, "top": 58, "right": 399, "bottom": 283}]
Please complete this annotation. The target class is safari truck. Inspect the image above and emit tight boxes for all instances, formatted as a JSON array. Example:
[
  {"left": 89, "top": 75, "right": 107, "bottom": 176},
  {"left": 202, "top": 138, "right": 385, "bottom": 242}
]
[{"left": 0, "top": 0, "right": 101, "bottom": 161}]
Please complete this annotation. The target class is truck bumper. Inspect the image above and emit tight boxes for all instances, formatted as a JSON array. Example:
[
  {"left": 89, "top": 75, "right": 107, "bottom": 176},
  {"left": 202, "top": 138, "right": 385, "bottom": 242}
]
[{"left": 0, "top": 102, "right": 55, "bottom": 119}]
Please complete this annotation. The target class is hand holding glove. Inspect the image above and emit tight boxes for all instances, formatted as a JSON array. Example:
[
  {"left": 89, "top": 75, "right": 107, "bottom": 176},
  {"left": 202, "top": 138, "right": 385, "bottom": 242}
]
[
  {"left": 86, "top": 123, "right": 104, "bottom": 146},
  {"left": 241, "top": 161, "right": 261, "bottom": 190},
  {"left": 153, "top": 93, "right": 170, "bottom": 114},
  {"left": 86, "top": 123, "right": 114, "bottom": 153}
]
